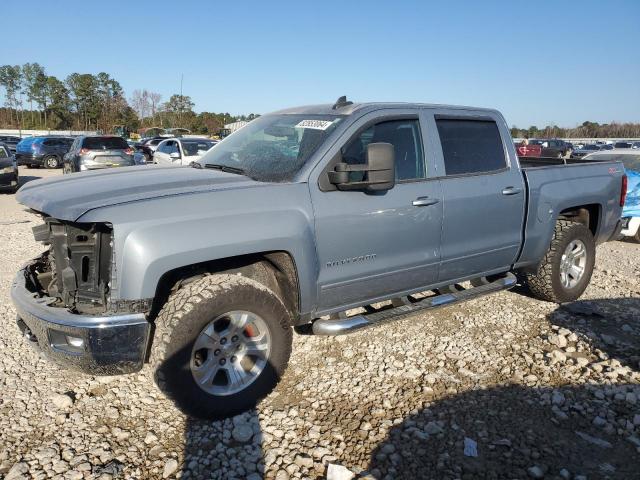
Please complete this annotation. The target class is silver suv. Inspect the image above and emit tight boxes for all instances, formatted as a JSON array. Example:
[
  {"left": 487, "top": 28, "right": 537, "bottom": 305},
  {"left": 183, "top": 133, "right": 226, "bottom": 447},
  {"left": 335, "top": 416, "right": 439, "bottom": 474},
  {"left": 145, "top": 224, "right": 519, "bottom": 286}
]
[{"left": 63, "top": 136, "right": 135, "bottom": 173}]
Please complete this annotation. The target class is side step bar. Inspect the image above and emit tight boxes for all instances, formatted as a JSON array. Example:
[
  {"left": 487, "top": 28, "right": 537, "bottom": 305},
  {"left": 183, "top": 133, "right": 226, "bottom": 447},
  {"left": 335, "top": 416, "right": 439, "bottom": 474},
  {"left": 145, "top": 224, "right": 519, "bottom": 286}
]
[{"left": 312, "top": 272, "right": 517, "bottom": 335}]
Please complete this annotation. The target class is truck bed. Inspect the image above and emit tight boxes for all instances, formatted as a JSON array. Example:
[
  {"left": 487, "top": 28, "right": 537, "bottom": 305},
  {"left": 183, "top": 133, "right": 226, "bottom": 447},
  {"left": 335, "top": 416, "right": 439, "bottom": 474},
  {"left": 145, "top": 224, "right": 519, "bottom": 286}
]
[
  {"left": 515, "top": 156, "right": 625, "bottom": 270},
  {"left": 518, "top": 156, "right": 611, "bottom": 168}
]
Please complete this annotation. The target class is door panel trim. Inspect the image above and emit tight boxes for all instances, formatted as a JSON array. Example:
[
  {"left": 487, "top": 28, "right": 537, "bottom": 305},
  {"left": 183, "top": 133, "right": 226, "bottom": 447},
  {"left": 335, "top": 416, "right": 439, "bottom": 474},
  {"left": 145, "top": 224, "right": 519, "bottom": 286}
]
[
  {"left": 439, "top": 244, "right": 520, "bottom": 265},
  {"left": 320, "top": 258, "right": 441, "bottom": 291}
]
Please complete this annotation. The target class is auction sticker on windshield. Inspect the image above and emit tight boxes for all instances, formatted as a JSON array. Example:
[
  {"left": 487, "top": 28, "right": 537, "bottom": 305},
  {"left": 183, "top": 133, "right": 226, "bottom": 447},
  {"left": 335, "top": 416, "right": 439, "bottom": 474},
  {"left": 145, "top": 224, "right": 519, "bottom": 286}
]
[{"left": 295, "top": 119, "right": 335, "bottom": 130}]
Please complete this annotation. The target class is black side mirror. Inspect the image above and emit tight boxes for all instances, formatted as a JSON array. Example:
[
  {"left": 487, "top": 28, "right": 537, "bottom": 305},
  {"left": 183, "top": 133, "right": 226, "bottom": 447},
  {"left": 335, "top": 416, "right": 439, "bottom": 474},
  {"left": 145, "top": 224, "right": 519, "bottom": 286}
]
[{"left": 328, "top": 142, "right": 395, "bottom": 192}]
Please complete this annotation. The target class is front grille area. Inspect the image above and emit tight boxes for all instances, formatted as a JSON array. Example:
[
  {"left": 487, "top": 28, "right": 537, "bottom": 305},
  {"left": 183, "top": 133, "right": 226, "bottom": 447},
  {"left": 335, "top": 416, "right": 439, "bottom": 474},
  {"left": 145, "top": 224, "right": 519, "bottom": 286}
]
[{"left": 31, "top": 219, "right": 113, "bottom": 312}]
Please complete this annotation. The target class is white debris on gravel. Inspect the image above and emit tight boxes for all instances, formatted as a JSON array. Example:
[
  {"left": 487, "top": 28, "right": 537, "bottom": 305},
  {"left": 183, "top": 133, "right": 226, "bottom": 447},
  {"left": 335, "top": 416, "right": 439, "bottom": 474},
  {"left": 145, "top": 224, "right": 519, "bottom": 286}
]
[{"left": 0, "top": 168, "right": 639, "bottom": 478}]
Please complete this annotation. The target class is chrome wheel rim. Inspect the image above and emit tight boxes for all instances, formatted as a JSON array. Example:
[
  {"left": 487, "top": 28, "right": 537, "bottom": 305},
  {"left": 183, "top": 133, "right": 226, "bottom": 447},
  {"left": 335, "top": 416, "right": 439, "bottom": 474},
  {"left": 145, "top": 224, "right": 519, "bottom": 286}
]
[
  {"left": 559, "top": 240, "right": 587, "bottom": 289},
  {"left": 46, "top": 157, "right": 57, "bottom": 168},
  {"left": 190, "top": 310, "right": 271, "bottom": 396}
]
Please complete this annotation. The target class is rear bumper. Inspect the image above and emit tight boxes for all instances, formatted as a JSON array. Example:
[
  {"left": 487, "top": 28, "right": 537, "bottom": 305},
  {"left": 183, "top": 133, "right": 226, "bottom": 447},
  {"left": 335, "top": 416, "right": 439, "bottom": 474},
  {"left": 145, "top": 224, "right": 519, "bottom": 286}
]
[
  {"left": 11, "top": 264, "right": 151, "bottom": 375},
  {"left": 15, "top": 153, "right": 44, "bottom": 166},
  {"left": 621, "top": 217, "right": 639, "bottom": 237}
]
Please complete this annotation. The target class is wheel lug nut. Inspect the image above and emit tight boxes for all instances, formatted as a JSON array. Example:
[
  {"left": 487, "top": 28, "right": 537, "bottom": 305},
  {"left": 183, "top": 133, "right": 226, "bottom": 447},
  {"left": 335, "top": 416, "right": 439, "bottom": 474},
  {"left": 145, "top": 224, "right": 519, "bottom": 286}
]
[
  {"left": 220, "top": 337, "right": 227, "bottom": 345},
  {"left": 214, "top": 349, "right": 221, "bottom": 356},
  {"left": 219, "top": 358, "right": 226, "bottom": 365},
  {"left": 231, "top": 335, "right": 238, "bottom": 342},
  {"left": 231, "top": 356, "right": 237, "bottom": 362}
]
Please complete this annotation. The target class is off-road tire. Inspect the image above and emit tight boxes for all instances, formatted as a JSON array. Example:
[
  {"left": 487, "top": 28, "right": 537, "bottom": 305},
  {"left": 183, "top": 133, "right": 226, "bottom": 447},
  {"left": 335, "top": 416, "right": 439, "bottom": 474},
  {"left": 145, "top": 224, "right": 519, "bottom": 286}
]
[
  {"left": 149, "top": 273, "right": 292, "bottom": 419},
  {"left": 525, "top": 220, "right": 595, "bottom": 303},
  {"left": 44, "top": 155, "right": 60, "bottom": 169}
]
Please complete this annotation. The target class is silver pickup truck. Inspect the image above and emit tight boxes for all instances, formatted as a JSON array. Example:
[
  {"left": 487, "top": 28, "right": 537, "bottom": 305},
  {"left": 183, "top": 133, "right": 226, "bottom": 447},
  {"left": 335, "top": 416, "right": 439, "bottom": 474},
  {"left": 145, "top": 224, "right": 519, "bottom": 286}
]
[{"left": 11, "top": 98, "right": 626, "bottom": 418}]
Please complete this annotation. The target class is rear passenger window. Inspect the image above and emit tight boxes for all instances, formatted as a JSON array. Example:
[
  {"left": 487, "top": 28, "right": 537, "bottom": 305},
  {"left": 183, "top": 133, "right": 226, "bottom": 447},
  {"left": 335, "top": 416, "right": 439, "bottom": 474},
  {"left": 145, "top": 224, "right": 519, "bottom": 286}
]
[
  {"left": 436, "top": 119, "right": 506, "bottom": 175},
  {"left": 343, "top": 119, "right": 425, "bottom": 181}
]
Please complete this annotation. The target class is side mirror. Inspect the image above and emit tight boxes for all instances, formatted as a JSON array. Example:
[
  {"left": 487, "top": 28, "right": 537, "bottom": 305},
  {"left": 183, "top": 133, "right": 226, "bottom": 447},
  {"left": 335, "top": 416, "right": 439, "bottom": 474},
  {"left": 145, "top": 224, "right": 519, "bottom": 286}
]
[
  {"left": 328, "top": 142, "right": 395, "bottom": 192},
  {"left": 169, "top": 151, "right": 181, "bottom": 159}
]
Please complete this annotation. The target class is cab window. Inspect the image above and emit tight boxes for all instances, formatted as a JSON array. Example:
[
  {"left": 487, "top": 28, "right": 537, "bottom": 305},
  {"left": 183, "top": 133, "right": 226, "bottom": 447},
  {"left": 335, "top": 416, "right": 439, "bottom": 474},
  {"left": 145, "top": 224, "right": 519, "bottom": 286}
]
[{"left": 343, "top": 119, "right": 425, "bottom": 181}]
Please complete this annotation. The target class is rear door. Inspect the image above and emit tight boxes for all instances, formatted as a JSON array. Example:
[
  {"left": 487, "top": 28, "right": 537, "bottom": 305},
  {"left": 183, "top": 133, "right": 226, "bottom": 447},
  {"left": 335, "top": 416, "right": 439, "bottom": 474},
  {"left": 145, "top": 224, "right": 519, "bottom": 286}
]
[
  {"left": 431, "top": 111, "right": 526, "bottom": 282},
  {"left": 309, "top": 109, "right": 443, "bottom": 313}
]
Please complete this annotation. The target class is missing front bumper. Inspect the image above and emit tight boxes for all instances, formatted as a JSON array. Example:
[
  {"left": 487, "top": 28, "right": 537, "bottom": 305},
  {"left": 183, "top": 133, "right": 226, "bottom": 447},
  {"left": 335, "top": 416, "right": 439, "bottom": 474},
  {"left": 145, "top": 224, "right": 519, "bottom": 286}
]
[{"left": 11, "top": 265, "right": 151, "bottom": 375}]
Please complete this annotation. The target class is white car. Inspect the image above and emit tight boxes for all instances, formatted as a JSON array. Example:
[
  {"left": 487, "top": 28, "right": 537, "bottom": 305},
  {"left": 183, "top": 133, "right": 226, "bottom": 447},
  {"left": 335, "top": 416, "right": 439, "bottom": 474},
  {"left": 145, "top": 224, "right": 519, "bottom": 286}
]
[{"left": 153, "top": 138, "right": 217, "bottom": 166}]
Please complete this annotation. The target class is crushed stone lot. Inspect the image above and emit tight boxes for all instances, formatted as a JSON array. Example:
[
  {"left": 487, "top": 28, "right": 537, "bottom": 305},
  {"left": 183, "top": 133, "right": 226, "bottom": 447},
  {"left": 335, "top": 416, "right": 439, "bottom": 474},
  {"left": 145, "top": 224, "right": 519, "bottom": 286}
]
[{"left": 0, "top": 168, "right": 639, "bottom": 479}]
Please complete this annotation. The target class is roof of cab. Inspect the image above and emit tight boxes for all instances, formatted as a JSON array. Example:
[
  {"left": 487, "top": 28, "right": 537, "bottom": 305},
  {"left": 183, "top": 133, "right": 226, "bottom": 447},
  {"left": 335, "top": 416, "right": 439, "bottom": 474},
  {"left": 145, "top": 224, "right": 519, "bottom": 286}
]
[{"left": 271, "top": 102, "right": 501, "bottom": 117}]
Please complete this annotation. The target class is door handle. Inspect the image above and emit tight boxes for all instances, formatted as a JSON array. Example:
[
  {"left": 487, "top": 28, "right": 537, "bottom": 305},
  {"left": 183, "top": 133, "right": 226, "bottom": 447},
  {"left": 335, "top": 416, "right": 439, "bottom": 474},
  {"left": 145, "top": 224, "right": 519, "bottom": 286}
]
[
  {"left": 412, "top": 196, "right": 440, "bottom": 207},
  {"left": 501, "top": 187, "right": 522, "bottom": 196}
]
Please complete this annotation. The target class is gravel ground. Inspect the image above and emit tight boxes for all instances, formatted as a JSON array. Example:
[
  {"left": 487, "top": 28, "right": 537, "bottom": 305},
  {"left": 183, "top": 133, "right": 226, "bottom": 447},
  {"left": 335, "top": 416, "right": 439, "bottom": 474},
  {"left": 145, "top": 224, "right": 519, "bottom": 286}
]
[{"left": 1, "top": 168, "right": 639, "bottom": 479}]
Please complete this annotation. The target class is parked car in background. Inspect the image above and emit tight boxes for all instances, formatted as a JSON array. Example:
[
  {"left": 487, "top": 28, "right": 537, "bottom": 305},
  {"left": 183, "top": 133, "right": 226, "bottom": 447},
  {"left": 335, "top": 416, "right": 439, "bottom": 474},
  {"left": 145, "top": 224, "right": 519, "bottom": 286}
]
[
  {"left": 135, "top": 136, "right": 169, "bottom": 162},
  {"left": 530, "top": 139, "right": 572, "bottom": 158},
  {"left": 632, "top": 141, "right": 640, "bottom": 149},
  {"left": 584, "top": 150, "right": 640, "bottom": 242},
  {"left": 0, "top": 143, "right": 18, "bottom": 192},
  {"left": 15, "top": 136, "right": 74, "bottom": 168},
  {"left": 614, "top": 141, "right": 632, "bottom": 149},
  {"left": 514, "top": 142, "right": 542, "bottom": 157},
  {"left": 63, "top": 136, "right": 135, "bottom": 173},
  {"left": 571, "top": 144, "right": 602, "bottom": 158},
  {"left": 601, "top": 144, "right": 614, "bottom": 150},
  {"left": 153, "top": 137, "right": 217, "bottom": 166},
  {"left": 0, "top": 135, "right": 22, "bottom": 154}
]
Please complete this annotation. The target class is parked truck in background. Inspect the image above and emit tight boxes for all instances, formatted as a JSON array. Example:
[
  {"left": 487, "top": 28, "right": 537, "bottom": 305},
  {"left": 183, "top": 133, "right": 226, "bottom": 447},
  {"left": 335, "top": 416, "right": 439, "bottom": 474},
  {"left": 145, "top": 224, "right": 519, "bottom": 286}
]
[
  {"left": 11, "top": 99, "right": 626, "bottom": 419},
  {"left": 530, "top": 138, "right": 573, "bottom": 158}
]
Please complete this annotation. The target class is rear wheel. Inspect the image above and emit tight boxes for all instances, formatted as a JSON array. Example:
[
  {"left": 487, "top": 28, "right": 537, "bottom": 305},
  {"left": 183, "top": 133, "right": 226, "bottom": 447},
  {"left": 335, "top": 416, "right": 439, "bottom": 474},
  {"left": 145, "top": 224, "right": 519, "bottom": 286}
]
[
  {"left": 150, "top": 273, "right": 293, "bottom": 419},
  {"left": 44, "top": 155, "right": 60, "bottom": 169},
  {"left": 525, "top": 220, "right": 595, "bottom": 303}
]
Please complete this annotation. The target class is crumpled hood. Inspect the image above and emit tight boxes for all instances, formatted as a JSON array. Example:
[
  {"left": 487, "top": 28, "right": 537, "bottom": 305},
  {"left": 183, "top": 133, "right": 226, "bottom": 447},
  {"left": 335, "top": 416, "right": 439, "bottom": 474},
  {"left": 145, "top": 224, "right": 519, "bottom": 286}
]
[
  {"left": 623, "top": 169, "right": 640, "bottom": 217},
  {"left": 16, "top": 165, "right": 262, "bottom": 221}
]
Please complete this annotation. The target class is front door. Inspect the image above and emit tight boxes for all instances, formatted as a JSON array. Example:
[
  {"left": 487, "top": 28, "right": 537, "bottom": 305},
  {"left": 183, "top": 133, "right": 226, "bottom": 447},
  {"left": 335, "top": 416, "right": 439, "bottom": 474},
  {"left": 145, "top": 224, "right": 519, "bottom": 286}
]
[{"left": 310, "top": 114, "right": 443, "bottom": 313}]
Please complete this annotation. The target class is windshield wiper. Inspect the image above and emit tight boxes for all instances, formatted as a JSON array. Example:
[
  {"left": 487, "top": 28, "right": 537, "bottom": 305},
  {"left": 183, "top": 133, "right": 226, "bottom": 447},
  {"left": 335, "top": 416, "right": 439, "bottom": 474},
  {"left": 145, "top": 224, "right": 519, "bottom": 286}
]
[{"left": 203, "top": 163, "right": 246, "bottom": 175}]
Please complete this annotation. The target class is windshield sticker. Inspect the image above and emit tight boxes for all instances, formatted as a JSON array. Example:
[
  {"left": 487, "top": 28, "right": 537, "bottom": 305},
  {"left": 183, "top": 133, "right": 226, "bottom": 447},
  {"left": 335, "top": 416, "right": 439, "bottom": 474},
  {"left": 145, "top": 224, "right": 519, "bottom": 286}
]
[{"left": 295, "top": 119, "right": 334, "bottom": 130}]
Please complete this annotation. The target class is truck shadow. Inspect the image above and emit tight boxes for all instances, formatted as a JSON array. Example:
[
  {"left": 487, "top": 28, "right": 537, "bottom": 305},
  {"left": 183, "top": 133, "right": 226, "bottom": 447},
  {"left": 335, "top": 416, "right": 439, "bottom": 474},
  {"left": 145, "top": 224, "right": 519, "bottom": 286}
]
[
  {"left": 155, "top": 342, "right": 266, "bottom": 479},
  {"left": 367, "top": 383, "right": 639, "bottom": 479},
  {"left": 548, "top": 298, "right": 640, "bottom": 371}
]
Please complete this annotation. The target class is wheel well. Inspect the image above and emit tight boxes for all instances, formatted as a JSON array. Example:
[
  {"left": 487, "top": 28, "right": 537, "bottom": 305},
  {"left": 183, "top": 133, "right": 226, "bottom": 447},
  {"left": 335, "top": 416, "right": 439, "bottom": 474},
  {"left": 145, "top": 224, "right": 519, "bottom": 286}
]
[
  {"left": 558, "top": 204, "right": 600, "bottom": 237},
  {"left": 149, "top": 251, "right": 300, "bottom": 324}
]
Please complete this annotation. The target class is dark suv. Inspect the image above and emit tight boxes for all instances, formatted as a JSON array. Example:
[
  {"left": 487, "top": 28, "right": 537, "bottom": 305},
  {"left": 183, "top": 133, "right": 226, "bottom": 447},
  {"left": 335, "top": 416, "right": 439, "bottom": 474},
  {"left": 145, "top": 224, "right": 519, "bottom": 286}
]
[
  {"left": 63, "top": 136, "right": 135, "bottom": 173},
  {"left": 15, "top": 136, "right": 74, "bottom": 168}
]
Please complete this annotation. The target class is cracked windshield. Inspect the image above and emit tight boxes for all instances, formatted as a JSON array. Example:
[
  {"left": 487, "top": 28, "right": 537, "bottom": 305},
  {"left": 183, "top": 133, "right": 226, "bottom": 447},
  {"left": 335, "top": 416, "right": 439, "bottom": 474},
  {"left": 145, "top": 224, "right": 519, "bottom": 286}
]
[{"left": 198, "top": 114, "right": 343, "bottom": 181}]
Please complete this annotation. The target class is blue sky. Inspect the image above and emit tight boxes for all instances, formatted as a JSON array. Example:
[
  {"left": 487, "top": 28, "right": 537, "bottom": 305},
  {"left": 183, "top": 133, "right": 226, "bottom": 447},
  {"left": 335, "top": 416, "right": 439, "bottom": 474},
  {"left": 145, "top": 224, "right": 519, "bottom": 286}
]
[{"left": 2, "top": 0, "right": 639, "bottom": 127}]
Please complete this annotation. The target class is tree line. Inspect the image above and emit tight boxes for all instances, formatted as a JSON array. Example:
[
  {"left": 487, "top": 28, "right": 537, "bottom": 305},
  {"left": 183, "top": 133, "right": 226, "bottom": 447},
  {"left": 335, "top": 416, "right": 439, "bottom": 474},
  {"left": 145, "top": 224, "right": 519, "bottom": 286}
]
[
  {"left": 511, "top": 121, "right": 640, "bottom": 139},
  {"left": 0, "top": 63, "right": 257, "bottom": 135}
]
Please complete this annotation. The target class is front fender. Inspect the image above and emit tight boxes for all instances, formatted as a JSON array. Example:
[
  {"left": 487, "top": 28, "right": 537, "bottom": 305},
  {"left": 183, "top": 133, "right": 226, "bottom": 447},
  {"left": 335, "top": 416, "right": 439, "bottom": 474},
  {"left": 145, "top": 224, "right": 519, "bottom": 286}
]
[{"left": 79, "top": 184, "right": 319, "bottom": 315}]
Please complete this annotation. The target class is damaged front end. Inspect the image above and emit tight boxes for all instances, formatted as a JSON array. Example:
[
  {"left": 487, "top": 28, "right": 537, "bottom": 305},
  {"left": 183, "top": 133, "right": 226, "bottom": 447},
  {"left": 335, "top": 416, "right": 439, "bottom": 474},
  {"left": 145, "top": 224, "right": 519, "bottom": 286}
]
[
  {"left": 11, "top": 218, "right": 152, "bottom": 375},
  {"left": 30, "top": 219, "right": 114, "bottom": 313}
]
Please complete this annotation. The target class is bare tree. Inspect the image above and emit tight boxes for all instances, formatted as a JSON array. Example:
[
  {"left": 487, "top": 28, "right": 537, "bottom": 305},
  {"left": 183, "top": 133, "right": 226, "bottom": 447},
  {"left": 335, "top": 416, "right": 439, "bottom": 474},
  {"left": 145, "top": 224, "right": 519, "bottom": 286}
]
[
  {"left": 149, "top": 92, "right": 162, "bottom": 124},
  {"left": 130, "top": 89, "right": 151, "bottom": 120}
]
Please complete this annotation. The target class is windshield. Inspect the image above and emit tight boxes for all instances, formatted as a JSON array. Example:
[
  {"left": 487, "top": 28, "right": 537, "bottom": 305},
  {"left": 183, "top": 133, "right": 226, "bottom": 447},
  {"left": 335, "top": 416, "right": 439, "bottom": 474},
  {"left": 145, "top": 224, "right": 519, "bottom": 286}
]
[
  {"left": 583, "top": 153, "right": 640, "bottom": 171},
  {"left": 182, "top": 140, "right": 215, "bottom": 156},
  {"left": 198, "top": 114, "right": 344, "bottom": 182}
]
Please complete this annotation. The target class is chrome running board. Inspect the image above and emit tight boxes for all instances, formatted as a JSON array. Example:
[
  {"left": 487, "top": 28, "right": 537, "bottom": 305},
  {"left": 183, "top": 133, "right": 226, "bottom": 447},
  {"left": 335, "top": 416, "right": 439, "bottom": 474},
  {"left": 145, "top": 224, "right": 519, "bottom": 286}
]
[{"left": 312, "top": 272, "right": 517, "bottom": 335}]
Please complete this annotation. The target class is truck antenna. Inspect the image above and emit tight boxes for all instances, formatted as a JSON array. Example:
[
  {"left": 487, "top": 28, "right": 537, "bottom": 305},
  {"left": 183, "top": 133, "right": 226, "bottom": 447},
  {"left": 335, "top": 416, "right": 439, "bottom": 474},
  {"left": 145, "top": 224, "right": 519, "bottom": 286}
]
[{"left": 332, "top": 96, "right": 353, "bottom": 110}]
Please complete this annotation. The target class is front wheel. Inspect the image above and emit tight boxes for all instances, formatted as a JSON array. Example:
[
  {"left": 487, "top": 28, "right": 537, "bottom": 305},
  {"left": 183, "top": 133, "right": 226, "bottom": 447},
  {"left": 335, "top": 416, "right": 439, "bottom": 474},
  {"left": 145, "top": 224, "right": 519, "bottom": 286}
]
[
  {"left": 150, "top": 273, "right": 293, "bottom": 419},
  {"left": 525, "top": 220, "right": 595, "bottom": 303}
]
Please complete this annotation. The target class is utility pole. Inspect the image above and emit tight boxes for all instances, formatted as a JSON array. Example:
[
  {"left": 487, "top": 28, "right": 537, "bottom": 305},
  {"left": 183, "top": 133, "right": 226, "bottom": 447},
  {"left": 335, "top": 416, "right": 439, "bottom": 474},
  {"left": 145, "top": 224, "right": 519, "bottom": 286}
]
[{"left": 179, "top": 74, "right": 184, "bottom": 127}]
